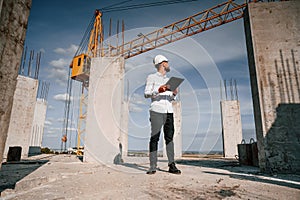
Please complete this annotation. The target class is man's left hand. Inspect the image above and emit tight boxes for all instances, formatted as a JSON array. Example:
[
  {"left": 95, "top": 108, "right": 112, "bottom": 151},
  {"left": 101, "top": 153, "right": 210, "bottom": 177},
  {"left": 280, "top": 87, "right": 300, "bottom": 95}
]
[{"left": 173, "top": 88, "right": 178, "bottom": 96}]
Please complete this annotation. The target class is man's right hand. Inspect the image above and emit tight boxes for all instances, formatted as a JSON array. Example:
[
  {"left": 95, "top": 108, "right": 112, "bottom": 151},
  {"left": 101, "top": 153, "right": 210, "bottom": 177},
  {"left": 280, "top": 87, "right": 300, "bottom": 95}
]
[{"left": 158, "top": 84, "right": 170, "bottom": 93}]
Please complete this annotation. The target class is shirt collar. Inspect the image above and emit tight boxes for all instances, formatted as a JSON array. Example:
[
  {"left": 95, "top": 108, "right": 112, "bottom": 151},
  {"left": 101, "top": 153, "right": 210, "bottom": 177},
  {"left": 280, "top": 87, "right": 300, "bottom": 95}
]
[{"left": 156, "top": 72, "right": 166, "bottom": 78}]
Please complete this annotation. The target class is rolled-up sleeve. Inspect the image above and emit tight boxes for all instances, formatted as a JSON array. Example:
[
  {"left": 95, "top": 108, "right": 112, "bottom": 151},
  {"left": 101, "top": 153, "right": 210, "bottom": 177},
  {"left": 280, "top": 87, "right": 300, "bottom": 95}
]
[
  {"left": 144, "top": 72, "right": 175, "bottom": 113},
  {"left": 144, "top": 75, "right": 158, "bottom": 98}
]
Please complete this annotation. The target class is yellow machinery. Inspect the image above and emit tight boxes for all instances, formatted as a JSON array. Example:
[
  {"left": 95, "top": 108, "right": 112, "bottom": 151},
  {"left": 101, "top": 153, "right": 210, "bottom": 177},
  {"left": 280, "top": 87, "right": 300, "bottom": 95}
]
[
  {"left": 70, "top": 9, "right": 103, "bottom": 82},
  {"left": 70, "top": 54, "right": 91, "bottom": 82}
]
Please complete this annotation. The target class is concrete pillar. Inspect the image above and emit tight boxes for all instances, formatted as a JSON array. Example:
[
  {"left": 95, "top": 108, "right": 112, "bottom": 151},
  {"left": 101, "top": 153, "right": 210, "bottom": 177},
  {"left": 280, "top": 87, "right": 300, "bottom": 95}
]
[
  {"left": 0, "top": 0, "right": 31, "bottom": 166},
  {"left": 120, "top": 101, "right": 129, "bottom": 158},
  {"left": 4, "top": 75, "right": 38, "bottom": 159},
  {"left": 0, "top": 0, "right": 3, "bottom": 17},
  {"left": 244, "top": 1, "right": 300, "bottom": 173},
  {"left": 163, "top": 101, "right": 182, "bottom": 159},
  {"left": 220, "top": 100, "right": 243, "bottom": 158},
  {"left": 84, "top": 57, "right": 128, "bottom": 165},
  {"left": 30, "top": 99, "right": 47, "bottom": 147}
]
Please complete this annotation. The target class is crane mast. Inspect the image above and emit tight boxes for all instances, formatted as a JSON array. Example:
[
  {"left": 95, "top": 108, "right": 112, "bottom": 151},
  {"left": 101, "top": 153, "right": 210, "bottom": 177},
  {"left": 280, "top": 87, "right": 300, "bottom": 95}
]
[{"left": 88, "top": 10, "right": 104, "bottom": 58}]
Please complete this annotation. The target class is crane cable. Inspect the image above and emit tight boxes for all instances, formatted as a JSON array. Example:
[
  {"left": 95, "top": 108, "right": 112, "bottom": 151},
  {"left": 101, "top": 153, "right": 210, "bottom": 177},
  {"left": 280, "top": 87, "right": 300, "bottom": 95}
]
[
  {"left": 74, "top": 15, "right": 96, "bottom": 56},
  {"left": 101, "top": 0, "right": 135, "bottom": 10},
  {"left": 74, "top": 0, "right": 201, "bottom": 56},
  {"left": 100, "top": 0, "right": 200, "bottom": 13}
]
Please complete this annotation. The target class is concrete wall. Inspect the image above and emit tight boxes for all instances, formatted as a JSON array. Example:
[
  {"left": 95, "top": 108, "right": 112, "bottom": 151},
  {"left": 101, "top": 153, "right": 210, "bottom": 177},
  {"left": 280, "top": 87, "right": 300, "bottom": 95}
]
[
  {"left": 244, "top": 1, "right": 300, "bottom": 173},
  {"left": 0, "top": 0, "right": 3, "bottom": 16},
  {"left": 163, "top": 101, "right": 182, "bottom": 159},
  {"left": 0, "top": 0, "right": 32, "bottom": 166},
  {"left": 30, "top": 98, "right": 47, "bottom": 147},
  {"left": 84, "top": 57, "right": 128, "bottom": 165},
  {"left": 220, "top": 100, "right": 243, "bottom": 158},
  {"left": 4, "top": 75, "right": 38, "bottom": 159}
]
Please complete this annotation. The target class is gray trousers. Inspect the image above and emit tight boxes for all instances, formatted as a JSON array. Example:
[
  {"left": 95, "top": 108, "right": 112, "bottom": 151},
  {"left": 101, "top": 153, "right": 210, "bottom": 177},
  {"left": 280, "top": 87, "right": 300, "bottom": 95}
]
[{"left": 149, "top": 111, "right": 175, "bottom": 169}]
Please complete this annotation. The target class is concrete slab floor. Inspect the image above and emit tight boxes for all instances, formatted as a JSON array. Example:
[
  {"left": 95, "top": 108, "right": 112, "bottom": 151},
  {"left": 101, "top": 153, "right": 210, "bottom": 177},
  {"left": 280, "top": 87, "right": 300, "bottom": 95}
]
[{"left": 0, "top": 154, "right": 299, "bottom": 199}]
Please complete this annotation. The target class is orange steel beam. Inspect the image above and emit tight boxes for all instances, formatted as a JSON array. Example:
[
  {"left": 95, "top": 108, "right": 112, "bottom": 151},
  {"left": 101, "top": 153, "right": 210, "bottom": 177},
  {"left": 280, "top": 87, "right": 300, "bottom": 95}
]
[
  {"left": 88, "top": 10, "right": 104, "bottom": 58},
  {"left": 101, "top": 0, "right": 247, "bottom": 59}
]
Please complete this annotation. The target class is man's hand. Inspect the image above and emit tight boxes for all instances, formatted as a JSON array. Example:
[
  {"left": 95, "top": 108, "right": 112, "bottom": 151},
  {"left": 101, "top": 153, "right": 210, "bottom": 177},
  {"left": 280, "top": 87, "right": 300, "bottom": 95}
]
[
  {"left": 172, "top": 88, "right": 178, "bottom": 96},
  {"left": 158, "top": 84, "right": 170, "bottom": 93}
]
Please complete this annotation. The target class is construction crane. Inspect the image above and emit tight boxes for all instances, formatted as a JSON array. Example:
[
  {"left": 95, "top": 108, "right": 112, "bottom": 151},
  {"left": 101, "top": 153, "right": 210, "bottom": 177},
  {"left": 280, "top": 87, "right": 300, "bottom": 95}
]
[
  {"left": 68, "top": 0, "right": 248, "bottom": 155},
  {"left": 68, "top": 9, "right": 104, "bottom": 155}
]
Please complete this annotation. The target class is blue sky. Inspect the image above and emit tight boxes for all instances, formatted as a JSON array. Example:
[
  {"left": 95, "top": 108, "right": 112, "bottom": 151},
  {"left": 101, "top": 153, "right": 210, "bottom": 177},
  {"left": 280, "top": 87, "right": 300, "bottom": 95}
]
[{"left": 24, "top": 0, "right": 256, "bottom": 152}]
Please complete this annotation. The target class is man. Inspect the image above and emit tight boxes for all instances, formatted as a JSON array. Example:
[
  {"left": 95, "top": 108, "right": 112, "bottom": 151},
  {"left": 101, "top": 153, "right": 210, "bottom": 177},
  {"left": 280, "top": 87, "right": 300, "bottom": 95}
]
[{"left": 144, "top": 54, "right": 181, "bottom": 175}]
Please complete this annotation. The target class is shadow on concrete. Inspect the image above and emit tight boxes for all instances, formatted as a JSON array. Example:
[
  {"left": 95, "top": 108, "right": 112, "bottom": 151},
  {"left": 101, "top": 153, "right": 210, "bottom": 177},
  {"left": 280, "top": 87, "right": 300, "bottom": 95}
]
[
  {"left": 177, "top": 158, "right": 300, "bottom": 189},
  {"left": 203, "top": 171, "right": 300, "bottom": 190},
  {"left": 177, "top": 158, "right": 241, "bottom": 169},
  {"left": 263, "top": 104, "right": 300, "bottom": 174},
  {"left": 0, "top": 155, "right": 53, "bottom": 194},
  {"left": 119, "top": 162, "right": 148, "bottom": 172},
  {"left": 77, "top": 155, "right": 83, "bottom": 162}
]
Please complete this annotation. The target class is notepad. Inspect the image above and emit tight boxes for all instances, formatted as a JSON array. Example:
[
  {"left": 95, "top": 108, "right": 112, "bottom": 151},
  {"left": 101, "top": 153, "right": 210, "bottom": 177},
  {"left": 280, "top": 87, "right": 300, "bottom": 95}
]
[{"left": 166, "top": 77, "right": 184, "bottom": 91}]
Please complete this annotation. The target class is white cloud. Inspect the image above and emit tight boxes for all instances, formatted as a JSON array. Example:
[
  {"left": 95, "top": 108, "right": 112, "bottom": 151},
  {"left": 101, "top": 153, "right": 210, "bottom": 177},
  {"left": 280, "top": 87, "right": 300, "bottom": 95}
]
[
  {"left": 47, "top": 45, "right": 80, "bottom": 86},
  {"left": 57, "top": 118, "right": 65, "bottom": 123},
  {"left": 53, "top": 93, "right": 73, "bottom": 102},
  {"left": 47, "top": 105, "right": 55, "bottom": 110},
  {"left": 129, "top": 93, "right": 148, "bottom": 113},
  {"left": 129, "top": 93, "right": 148, "bottom": 105},
  {"left": 57, "top": 118, "right": 77, "bottom": 125},
  {"left": 54, "top": 48, "right": 67, "bottom": 54},
  {"left": 44, "top": 133, "right": 59, "bottom": 138},
  {"left": 44, "top": 120, "right": 52, "bottom": 125},
  {"left": 44, "top": 127, "right": 61, "bottom": 137},
  {"left": 39, "top": 48, "right": 45, "bottom": 53},
  {"left": 129, "top": 105, "right": 144, "bottom": 113},
  {"left": 47, "top": 60, "right": 69, "bottom": 86},
  {"left": 48, "top": 127, "right": 60, "bottom": 131},
  {"left": 54, "top": 44, "right": 78, "bottom": 56},
  {"left": 45, "top": 117, "right": 54, "bottom": 122},
  {"left": 65, "top": 127, "right": 77, "bottom": 132},
  {"left": 50, "top": 58, "right": 69, "bottom": 68}
]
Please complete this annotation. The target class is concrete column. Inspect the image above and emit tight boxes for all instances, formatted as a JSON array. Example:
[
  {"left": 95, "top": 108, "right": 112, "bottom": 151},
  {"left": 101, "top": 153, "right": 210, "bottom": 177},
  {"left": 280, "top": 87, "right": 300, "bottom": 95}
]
[
  {"left": 3, "top": 75, "right": 38, "bottom": 159},
  {"left": 244, "top": 1, "right": 300, "bottom": 173},
  {"left": 0, "top": 0, "right": 4, "bottom": 17},
  {"left": 220, "top": 100, "right": 243, "bottom": 158},
  {"left": 84, "top": 57, "right": 128, "bottom": 165},
  {"left": 30, "top": 99, "right": 47, "bottom": 146},
  {"left": 120, "top": 101, "right": 129, "bottom": 158},
  {"left": 0, "top": 0, "right": 31, "bottom": 166},
  {"left": 163, "top": 101, "right": 182, "bottom": 159}
]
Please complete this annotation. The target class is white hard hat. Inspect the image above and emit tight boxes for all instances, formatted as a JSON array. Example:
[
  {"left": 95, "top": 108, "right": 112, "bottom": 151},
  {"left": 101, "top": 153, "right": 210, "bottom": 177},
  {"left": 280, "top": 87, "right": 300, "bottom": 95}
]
[{"left": 153, "top": 55, "right": 168, "bottom": 66}]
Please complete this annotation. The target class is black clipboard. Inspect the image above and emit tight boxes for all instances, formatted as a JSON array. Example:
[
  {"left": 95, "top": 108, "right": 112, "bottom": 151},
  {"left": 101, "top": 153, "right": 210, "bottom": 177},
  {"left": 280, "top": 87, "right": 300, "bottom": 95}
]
[{"left": 166, "top": 77, "right": 184, "bottom": 91}]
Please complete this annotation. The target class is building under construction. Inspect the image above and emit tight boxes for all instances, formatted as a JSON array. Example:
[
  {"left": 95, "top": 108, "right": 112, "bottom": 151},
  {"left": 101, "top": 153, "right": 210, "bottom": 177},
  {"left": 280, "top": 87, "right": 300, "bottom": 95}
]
[
  {"left": 67, "top": 0, "right": 300, "bottom": 173},
  {"left": 0, "top": 0, "right": 299, "bottom": 176}
]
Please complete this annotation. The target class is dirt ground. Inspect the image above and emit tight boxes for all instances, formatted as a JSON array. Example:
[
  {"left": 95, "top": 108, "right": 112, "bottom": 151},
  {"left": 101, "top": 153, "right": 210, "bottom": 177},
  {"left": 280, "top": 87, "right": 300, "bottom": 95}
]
[{"left": 0, "top": 154, "right": 299, "bottom": 200}]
